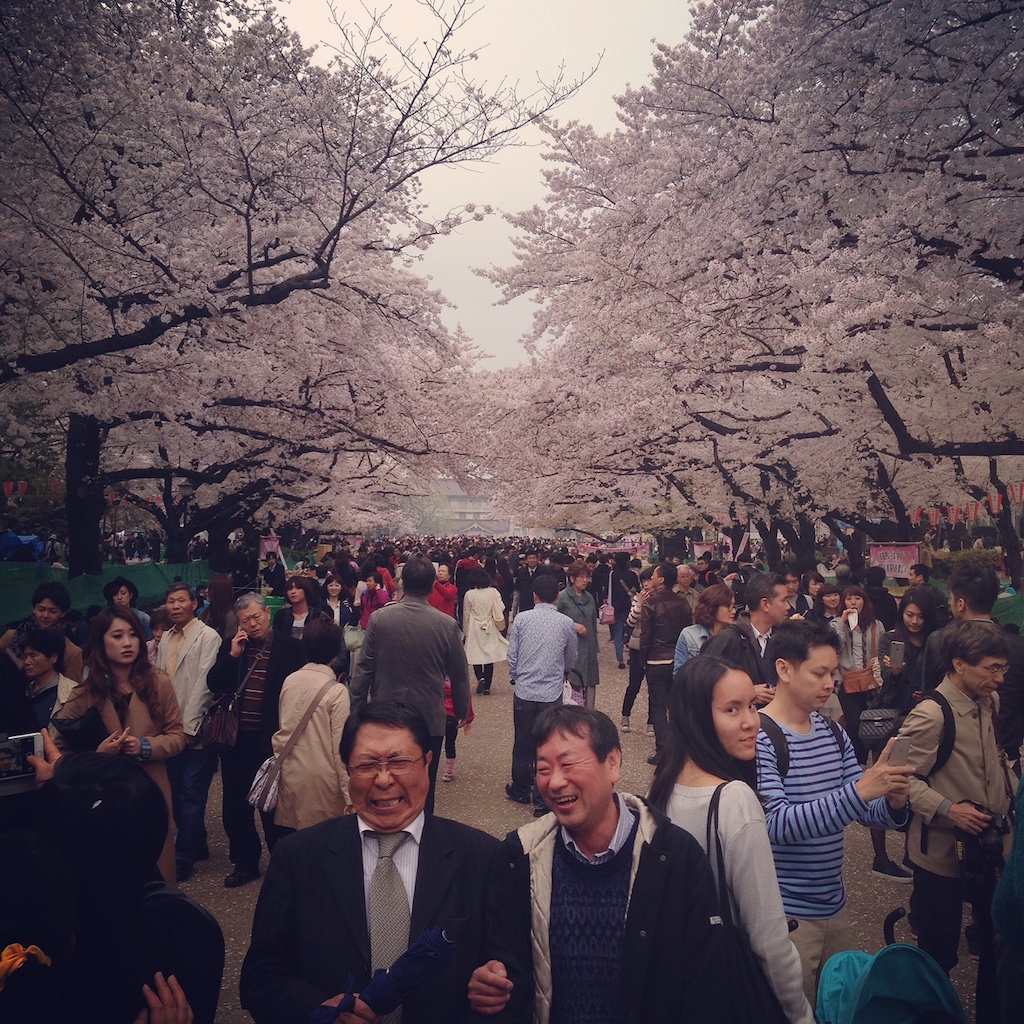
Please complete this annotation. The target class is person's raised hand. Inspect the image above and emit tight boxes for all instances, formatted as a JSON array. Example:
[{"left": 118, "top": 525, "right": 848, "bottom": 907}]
[
  {"left": 856, "top": 738, "right": 915, "bottom": 804},
  {"left": 97, "top": 727, "right": 129, "bottom": 755},
  {"left": 27, "top": 728, "right": 62, "bottom": 786}
]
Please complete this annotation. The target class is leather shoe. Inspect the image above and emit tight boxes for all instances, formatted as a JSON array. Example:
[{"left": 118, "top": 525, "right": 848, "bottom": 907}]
[
  {"left": 505, "top": 783, "right": 531, "bottom": 805},
  {"left": 175, "top": 861, "right": 194, "bottom": 883},
  {"left": 647, "top": 754, "right": 660, "bottom": 766},
  {"left": 224, "top": 867, "right": 261, "bottom": 888},
  {"left": 196, "top": 845, "right": 211, "bottom": 862}
]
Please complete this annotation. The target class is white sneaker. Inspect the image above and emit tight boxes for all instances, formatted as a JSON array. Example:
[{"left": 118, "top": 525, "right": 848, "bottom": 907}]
[{"left": 620, "top": 716, "right": 630, "bottom": 733}]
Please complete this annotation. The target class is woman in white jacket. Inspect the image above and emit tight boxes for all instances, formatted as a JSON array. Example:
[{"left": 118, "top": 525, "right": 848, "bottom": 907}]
[
  {"left": 462, "top": 566, "right": 508, "bottom": 695},
  {"left": 648, "top": 655, "right": 813, "bottom": 1024}
]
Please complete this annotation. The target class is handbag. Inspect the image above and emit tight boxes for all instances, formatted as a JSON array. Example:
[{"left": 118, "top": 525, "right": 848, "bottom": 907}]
[
  {"left": 599, "top": 573, "right": 616, "bottom": 625},
  {"left": 343, "top": 623, "right": 364, "bottom": 652},
  {"left": 842, "top": 625, "right": 880, "bottom": 693},
  {"left": 858, "top": 708, "right": 900, "bottom": 745},
  {"left": 199, "top": 637, "right": 270, "bottom": 751},
  {"left": 247, "top": 678, "right": 336, "bottom": 813},
  {"left": 705, "top": 785, "right": 789, "bottom": 1024}
]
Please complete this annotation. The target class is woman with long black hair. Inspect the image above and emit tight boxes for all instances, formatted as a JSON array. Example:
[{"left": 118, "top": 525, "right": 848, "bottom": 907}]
[{"left": 649, "top": 655, "right": 813, "bottom": 1024}]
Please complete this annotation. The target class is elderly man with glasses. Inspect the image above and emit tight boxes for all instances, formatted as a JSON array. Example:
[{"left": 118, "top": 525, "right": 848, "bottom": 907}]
[{"left": 241, "top": 701, "right": 500, "bottom": 1024}]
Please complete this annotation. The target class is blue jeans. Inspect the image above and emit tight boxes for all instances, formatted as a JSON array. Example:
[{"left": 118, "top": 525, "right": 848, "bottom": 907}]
[
  {"left": 511, "top": 694, "right": 560, "bottom": 812},
  {"left": 167, "top": 745, "right": 218, "bottom": 866}
]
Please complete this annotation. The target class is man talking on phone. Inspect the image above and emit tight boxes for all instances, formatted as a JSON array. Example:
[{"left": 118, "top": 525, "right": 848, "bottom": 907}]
[{"left": 207, "top": 593, "right": 304, "bottom": 888}]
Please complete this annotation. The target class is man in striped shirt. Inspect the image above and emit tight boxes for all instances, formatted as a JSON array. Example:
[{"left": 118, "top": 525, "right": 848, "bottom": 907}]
[{"left": 756, "top": 619, "right": 913, "bottom": 1006}]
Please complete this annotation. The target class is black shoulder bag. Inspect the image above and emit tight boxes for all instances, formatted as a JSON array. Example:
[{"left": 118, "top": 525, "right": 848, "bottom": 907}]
[{"left": 705, "top": 783, "right": 789, "bottom": 1024}]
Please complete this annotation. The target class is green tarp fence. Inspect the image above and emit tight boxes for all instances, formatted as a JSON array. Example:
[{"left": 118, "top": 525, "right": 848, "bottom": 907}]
[{"left": 0, "top": 562, "right": 211, "bottom": 621}]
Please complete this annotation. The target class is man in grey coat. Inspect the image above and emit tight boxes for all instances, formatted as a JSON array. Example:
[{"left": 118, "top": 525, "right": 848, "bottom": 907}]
[{"left": 350, "top": 555, "right": 471, "bottom": 811}]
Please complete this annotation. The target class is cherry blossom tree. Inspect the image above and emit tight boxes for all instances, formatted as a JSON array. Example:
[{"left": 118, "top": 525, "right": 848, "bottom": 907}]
[
  {"left": 1, "top": 0, "right": 583, "bottom": 573},
  {"left": 479, "top": 0, "right": 1024, "bottom": 579}
]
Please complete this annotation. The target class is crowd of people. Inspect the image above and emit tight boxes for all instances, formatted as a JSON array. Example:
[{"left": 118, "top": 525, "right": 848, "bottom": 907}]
[{"left": 1, "top": 535, "right": 1023, "bottom": 1023}]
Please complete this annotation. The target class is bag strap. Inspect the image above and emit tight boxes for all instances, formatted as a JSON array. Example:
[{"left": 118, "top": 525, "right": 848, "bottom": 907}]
[
  {"left": 275, "top": 679, "right": 336, "bottom": 763},
  {"left": 757, "top": 712, "right": 844, "bottom": 780},
  {"left": 233, "top": 636, "right": 272, "bottom": 699},
  {"left": 704, "top": 784, "right": 735, "bottom": 927},
  {"left": 915, "top": 691, "right": 956, "bottom": 778}
]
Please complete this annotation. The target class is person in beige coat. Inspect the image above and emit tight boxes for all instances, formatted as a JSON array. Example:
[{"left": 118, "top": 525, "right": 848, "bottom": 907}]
[
  {"left": 272, "top": 618, "right": 351, "bottom": 832},
  {"left": 51, "top": 606, "right": 186, "bottom": 883},
  {"left": 900, "top": 619, "right": 1014, "bottom": 1011},
  {"left": 462, "top": 567, "right": 508, "bottom": 695}
]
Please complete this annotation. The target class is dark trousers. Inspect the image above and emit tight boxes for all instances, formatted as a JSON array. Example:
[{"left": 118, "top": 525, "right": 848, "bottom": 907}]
[
  {"left": 167, "top": 745, "right": 217, "bottom": 866},
  {"left": 444, "top": 716, "right": 459, "bottom": 759},
  {"left": 622, "top": 649, "right": 648, "bottom": 719},
  {"left": 473, "top": 663, "right": 494, "bottom": 692},
  {"left": 220, "top": 730, "right": 288, "bottom": 872},
  {"left": 837, "top": 686, "right": 871, "bottom": 764},
  {"left": 425, "top": 735, "right": 443, "bottom": 813},
  {"left": 646, "top": 663, "right": 674, "bottom": 754},
  {"left": 912, "top": 865, "right": 999, "bottom": 1022},
  {"left": 512, "top": 695, "right": 560, "bottom": 812}
]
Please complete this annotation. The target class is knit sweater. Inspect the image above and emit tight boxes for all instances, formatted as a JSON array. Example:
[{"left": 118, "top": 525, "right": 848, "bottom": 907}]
[{"left": 549, "top": 822, "right": 636, "bottom": 1024}]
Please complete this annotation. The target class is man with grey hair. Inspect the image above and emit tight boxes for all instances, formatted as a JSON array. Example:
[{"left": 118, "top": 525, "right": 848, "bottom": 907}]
[{"left": 207, "top": 592, "right": 305, "bottom": 887}]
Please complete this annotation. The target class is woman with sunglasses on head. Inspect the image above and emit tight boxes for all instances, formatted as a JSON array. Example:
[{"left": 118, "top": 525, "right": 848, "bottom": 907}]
[
  {"left": 673, "top": 584, "right": 737, "bottom": 674},
  {"left": 649, "top": 655, "right": 813, "bottom": 1024}
]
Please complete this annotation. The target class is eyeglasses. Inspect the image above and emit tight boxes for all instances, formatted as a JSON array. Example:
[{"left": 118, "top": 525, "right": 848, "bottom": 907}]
[
  {"left": 975, "top": 662, "right": 1009, "bottom": 677},
  {"left": 349, "top": 756, "right": 424, "bottom": 779}
]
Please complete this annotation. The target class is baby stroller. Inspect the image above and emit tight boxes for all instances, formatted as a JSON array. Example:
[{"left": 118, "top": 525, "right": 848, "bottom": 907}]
[{"left": 816, "top": 909, "right": 967, "bottom": 1024}]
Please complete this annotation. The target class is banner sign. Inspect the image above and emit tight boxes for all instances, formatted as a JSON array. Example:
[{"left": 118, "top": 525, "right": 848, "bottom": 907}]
[{"left": 869, "top": 544, "right": 921, "bottom": 581}]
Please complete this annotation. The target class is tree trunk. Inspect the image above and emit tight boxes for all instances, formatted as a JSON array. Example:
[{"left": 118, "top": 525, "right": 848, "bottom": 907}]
[
  {"left": 66, "top": 413, "right": 105, "bottom": 577},
  {"left": 721, "top": 523, "right": 750, "bottom": 562},
  {"left": 206, "top": 522, "right": 234, "bottom": 574},
  {"left": 755, "top": 519, "right": 782, "bottom": 567}
]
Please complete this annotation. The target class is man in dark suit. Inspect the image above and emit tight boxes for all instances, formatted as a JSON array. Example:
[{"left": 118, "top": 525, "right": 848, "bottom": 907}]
[
  {"left": 350, "top": 556, "right": 471, "bottom": 812},
  {"left": 206, "top": 593, "right": 304, "bottom": 888},
  {"left": 240, "top": 702, "right": 500, "bottom": 1024}
]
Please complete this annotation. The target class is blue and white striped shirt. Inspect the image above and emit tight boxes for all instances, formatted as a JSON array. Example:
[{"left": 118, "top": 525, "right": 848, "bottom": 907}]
[{"left": 756, "top": 712, "right": 907, "bottom": 919}]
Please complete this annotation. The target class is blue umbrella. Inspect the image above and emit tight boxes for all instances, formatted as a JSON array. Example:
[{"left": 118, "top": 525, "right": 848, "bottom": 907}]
[{"left": 309, "top": 927, "right": 457, "bottom": 1024}]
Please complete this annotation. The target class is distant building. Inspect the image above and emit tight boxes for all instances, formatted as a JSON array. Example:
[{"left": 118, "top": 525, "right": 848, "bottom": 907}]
[{"left": 427, "top": 479, "right": 511, "bottom": 536}]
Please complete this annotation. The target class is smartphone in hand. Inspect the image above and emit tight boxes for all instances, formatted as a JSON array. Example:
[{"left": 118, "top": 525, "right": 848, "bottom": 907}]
[
  {"left": 888, "top": 735, "right": 912, "bottom": 766},
  {"left": 889, "top": 641, "right": 905, "bottom": 671}
]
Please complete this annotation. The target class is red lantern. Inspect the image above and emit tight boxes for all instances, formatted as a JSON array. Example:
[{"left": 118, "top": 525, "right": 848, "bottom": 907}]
[
  {"left": 927, "top": 508, "right": 941, "bottom": 528},
  {"left": 988, "top": 493, "right": 1003, "bottom": 516},
  {"left": 17, "top": 480, "right": 27, "bottom": 497},
  {"left": 3, "top": 482, "right": 11, "bottom": 499},
  {"left": 908, "top": 507, "right": 922, "bottom": 527}
]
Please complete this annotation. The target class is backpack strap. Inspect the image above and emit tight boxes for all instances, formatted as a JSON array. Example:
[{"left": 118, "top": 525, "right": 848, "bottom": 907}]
[
  {"left": 758, "top": 713, "right": 790, "bottom": 779},
  {"left": 915, "top": 690, "right": 955, "bottom": 779},
  {"left": 758, "top": 712, "right": 845, "bottom": 780}
]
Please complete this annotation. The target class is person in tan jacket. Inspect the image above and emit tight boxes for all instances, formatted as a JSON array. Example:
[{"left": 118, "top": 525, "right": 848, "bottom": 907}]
[
  {"left": 1, "top": 580, "right": 84, "bottom": 683},
  {"left": 900, "top": 619, "right": 1014, "bottom": 1016},
  {"left": 272, "top": 618, "right": 351, "bottom": 832},
  {"left": 51, "top": 606, "right": 186, "bottom": 882}
]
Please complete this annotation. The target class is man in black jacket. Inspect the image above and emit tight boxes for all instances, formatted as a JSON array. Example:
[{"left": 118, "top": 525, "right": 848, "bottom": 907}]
[
  {"left": 703, "top": 572, "right": 790, "bottom": 705},
  {"left": 467, "top": 705, "right": 726, "bottom": 1023},
  {"left": 206, "top": 592, "right": 304, "bottom": 887}
]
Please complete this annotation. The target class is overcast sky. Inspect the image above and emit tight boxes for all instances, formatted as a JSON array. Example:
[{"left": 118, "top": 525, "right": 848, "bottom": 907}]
[{"left": 280, "top": 1, "right": 694, "bottom": 367}]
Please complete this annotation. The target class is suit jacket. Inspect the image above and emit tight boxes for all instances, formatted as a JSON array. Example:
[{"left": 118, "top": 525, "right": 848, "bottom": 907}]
[
  {"left": 157, "top": 618, "right": 221, "bottom": 740},
  {"left": 349, "top": 596, "right": 470, "bottom": 735},
  {"left": 240, "top": 813, "right": 501, "bottom": 1024}
]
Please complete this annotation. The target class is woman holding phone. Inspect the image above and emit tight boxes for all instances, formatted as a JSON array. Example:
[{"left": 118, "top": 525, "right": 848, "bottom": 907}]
[{"left": 866, "top": 588, "right": 940, "bottom": 880}]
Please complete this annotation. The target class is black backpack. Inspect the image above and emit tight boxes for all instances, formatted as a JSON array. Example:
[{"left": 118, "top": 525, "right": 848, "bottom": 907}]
[{"left": 757, "top": 712, "right": 845, "bottom": 779}]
